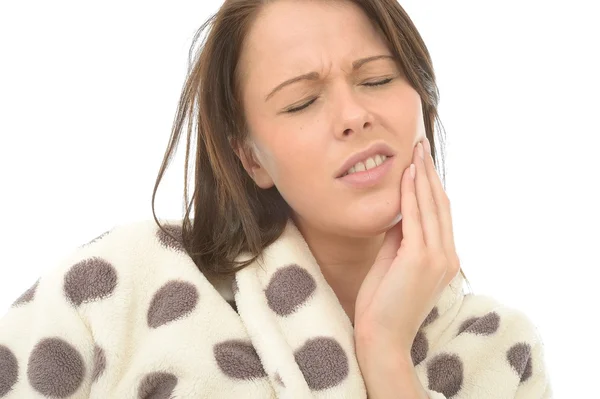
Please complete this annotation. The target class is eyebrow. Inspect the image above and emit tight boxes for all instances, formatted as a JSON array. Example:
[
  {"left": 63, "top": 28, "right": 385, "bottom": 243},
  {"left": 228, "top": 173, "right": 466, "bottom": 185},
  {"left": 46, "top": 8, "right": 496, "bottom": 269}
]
[{"left": 264, "top": 54, "right": 395, "bottom": 102}]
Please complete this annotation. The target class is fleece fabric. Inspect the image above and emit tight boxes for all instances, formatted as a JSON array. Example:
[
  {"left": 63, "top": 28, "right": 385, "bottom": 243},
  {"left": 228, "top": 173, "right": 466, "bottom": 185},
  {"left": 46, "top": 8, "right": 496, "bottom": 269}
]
[{"left": 0, "top": 218, "right": 551, "bottom": 398}]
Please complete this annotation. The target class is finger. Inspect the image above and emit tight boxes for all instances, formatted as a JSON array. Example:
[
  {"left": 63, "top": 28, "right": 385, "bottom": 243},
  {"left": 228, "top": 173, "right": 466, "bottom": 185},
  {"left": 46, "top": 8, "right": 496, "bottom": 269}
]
[
  {"left": 413, "top": 141, "right": 443, "bottom": 252},
  {"left": 400, "top": 159, "right": 424, "bottom": 250},
  {"left": 369, "top": 218, "right": 402, "bottom": 284},
  {"left": 376, "top": 218, "right": 403, "bottom": 263},
  {"left": 422, "top": 137, "right": 458, "bottom": 259}
]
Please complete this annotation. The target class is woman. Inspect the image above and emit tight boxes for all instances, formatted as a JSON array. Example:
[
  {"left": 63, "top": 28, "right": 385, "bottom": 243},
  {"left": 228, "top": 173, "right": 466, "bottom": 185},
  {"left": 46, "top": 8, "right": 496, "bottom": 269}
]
[{"left": 0, "top": 0, "right": 551, "bottom": 398}]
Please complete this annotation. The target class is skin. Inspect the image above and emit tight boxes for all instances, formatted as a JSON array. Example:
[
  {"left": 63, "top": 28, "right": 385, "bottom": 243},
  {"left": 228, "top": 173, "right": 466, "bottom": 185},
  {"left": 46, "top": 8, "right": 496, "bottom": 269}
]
[
  {"left": 237, "top": 0, "right": 424, "bottom": 319},
  {"left": 236, "top": 1, "right": 460, "bottom": 397}
]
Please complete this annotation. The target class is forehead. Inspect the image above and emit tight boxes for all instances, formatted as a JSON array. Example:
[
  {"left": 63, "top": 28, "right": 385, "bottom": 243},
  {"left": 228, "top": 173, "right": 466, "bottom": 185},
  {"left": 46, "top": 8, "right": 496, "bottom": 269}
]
[{"left": 238, "top": 0, "right": 390, "bottom": 87}]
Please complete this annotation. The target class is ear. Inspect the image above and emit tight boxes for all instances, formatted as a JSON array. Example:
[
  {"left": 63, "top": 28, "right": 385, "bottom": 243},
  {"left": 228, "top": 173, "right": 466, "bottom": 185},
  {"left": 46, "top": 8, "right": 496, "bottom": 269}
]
[{"left": 231, "top": 138, "right": 274, "bottom": 189}]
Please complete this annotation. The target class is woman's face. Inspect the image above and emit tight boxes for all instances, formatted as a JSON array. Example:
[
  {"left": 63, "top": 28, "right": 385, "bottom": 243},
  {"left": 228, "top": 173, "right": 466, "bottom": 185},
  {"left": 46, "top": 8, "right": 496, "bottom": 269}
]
[{"left": 237, "top": 0, "right": 425, "bottom": 237}]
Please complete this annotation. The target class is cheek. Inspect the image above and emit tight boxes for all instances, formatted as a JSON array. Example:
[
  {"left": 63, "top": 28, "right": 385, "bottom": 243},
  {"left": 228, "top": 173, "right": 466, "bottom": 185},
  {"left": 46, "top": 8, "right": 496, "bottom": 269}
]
[
  {"left": 273, "top": 151, "right": 323, "bottom": 191},
  {"left": 269, "top": 142, "right": 331, "bottom": 210},
  {"left": 267, "top": 127, "right": 326, "bottom": 182},
  {"left": 380, "top": 83, "right": 423, "bottom": 126}
]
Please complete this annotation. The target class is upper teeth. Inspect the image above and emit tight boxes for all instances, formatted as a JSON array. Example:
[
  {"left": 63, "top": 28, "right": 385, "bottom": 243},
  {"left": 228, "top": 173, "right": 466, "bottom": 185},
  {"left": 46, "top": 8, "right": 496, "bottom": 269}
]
[{"left": 344, "top": 154, "right": 388, "bottom": 176}]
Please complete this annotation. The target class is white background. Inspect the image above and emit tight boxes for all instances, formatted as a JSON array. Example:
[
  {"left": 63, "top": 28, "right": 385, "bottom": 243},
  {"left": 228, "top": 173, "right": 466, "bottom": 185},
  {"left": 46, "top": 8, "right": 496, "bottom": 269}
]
[{"left": 1, "top": 1, "right": 598, "bottom": 396}]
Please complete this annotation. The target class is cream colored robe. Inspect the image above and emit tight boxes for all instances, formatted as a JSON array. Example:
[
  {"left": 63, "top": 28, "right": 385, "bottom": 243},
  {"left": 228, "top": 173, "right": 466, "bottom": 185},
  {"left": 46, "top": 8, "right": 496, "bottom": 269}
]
[{"left": 0, "top": 218, "right": 551, "bottom": 398}]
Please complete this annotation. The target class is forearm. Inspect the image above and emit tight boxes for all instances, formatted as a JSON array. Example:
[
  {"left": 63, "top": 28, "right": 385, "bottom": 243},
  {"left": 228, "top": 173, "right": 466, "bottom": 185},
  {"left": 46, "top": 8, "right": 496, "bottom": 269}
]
[{"left": 356, "top": 339, "right": 429, "bottom": 399}]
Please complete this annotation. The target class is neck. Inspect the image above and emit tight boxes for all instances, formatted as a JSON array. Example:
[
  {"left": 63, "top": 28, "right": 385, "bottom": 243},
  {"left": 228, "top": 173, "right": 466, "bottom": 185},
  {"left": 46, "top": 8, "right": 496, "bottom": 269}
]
[{"left": 293, "top": 217, "right": 384, "bottom": 324}]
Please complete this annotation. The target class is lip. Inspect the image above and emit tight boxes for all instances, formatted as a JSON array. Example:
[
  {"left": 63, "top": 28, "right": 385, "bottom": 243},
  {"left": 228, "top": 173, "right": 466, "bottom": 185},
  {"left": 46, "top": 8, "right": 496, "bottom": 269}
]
[
  {"left": 336, "top": 156, "right": 395, "bottom": 188},
  {"left": 334, "top": 142, "right": 395, "bottom": 178}
]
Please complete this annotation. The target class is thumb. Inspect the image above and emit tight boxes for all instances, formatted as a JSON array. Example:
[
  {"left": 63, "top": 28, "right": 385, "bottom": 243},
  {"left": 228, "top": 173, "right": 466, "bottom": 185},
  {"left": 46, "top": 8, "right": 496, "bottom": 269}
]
[
  {"left": 371, "top": 214, "right": 404, "bottom": 276},
  {"left": 355, "top": 214, "right": 404, "bottom": 321}
]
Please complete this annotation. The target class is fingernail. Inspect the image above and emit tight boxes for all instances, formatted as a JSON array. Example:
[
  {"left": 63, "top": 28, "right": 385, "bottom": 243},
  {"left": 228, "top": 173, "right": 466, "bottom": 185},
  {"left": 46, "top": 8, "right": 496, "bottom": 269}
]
[
  {"left": 424, "top": 137, "right": 431, "bottom": 154},
  {"left": 417, "top": 142, "right": 424, "bottom": 159}
]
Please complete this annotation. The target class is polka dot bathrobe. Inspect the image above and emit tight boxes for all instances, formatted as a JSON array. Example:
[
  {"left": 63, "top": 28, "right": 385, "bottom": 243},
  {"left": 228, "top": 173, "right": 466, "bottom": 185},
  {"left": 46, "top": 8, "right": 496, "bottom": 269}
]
[{"left": 0, "top": 219, "right": 551, "bottom": 398}]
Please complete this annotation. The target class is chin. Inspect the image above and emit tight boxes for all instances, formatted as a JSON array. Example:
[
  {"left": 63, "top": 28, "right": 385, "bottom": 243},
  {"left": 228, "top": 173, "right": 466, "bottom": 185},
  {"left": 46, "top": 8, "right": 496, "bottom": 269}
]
[
  {"left": 293, "top": 186, "right": 402, "bottom": 238},
  {"left": 348, "top": 215, "right": 400, "bottom": 237},
  {"left": 339, "top": 198, "right": 402, "bottom": 237}
]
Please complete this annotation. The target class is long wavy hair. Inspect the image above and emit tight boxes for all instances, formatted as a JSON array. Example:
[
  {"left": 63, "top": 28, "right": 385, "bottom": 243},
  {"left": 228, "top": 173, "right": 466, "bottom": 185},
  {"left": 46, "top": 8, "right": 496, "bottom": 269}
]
[{"left": 151, "top": 0, "right": 468, "bottom": 284}]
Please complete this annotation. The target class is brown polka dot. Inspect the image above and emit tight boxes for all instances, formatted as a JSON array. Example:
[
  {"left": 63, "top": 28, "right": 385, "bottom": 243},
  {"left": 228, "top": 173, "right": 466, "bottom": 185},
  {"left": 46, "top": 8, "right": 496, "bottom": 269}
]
[
  {"left": 156, "top": 224, "right": 184, "bottom": 252},
  {"left": 427, "top": 353, "right": 464, "bottom": 398},
  {"left": 63, "top": 258, "right": 118, "bottom": 306},
  {"left": 0, "top": 345, "right": 18, "bottom": 396},
  {"left": 421, "top": 306, "right": 439, "bottom": 329},
  {"left": 521, "top": 359, "right": 533, "bottom": 382},
  {"left": 12, "top": 279, "right": 39, "bottom": 307},
  {"left": 274, "top": 372, "right": 285, "bottom": 387},
  {"left": 265, "top": 265, "right": 316, "bottom": 316},
  {"left": 27, "top": 337, "right": 85, "bottom": 398},
  {"left": 138, "top": 372, "right": 177, "bottom": 399},
  {"left": 507, "top": 343, "right": 532, "bottom": 383},
  {"left": 226, "top": 300, "right": 238, "bottom": 314},
  {"left": 457, "top": 311, "right": 500, "bottom": 336},
  {"left": 411, "top": 330, "right": 429, "bottom": 366},
  {"left": 92, "top": 345, "right": 106, "bottom": 383},
  {"left": 457, "top": 316, "right": 478, "bottom": 335},
  {"left": 214, "top": 340, "right": 267, "bottom": 379},
  {"left": 147, "top": 280, "right": 199, "bottom": 329},
  {"left": 294, "top": 337, "right": 348, "bottom": 391}
]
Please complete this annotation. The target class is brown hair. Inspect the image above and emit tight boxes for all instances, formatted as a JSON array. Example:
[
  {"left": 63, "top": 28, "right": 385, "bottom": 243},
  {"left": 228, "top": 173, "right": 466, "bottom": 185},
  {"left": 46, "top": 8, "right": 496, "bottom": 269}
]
[{"left": 151, "top": 0, "right": 467, "bottom": 284}]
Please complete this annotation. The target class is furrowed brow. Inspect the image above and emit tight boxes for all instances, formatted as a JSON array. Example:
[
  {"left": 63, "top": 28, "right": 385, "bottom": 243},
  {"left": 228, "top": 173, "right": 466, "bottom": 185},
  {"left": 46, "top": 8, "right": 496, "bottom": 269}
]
[{"left": 264, "top": 54, "right": 395, "bottom": 101}]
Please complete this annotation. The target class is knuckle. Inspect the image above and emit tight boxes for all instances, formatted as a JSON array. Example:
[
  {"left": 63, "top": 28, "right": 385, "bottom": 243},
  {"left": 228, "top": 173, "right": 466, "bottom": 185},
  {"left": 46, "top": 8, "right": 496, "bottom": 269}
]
[
  {"left": 430, "top": 196, "right": 438, "bottom": 211},
  {"left": 423, "top": 252, "right": 446, "bottom": 271},
  {"left": 434, "top": 254, "right": 448, "bottom": 271},
  {"left": 439, "top": 193, "right": 451, "bottom": 208},
  {"left": 452, "top": 253, "right": 461, "bottom": 268},
  {"left": 447, "top": 254, "right": 461, "bottom": 274},
  {"left": 414, "top": 208, "right": 421, "bottom": 220}
]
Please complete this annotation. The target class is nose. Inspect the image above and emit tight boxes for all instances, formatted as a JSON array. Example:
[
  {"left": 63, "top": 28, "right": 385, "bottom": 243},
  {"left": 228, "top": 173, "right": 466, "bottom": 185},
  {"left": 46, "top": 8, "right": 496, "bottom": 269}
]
[{"left": 332, "top": 82, "right": 374, "bottom": 139}]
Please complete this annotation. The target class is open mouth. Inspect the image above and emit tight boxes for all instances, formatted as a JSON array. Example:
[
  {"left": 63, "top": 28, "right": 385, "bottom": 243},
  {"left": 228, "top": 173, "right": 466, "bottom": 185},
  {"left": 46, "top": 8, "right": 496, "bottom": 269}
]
[{"left": 338, "top": 154, "right": 393, "bottom": 178}]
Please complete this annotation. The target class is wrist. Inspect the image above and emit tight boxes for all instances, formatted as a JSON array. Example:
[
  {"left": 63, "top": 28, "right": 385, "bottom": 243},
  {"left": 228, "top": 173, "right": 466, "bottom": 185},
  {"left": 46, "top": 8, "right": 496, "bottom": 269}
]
[
  {"left": 354, "top": 327, "right": 411, "bottom": 365},
  {"left": 354, "top": 335, "right": 428, "bottom": 399}
]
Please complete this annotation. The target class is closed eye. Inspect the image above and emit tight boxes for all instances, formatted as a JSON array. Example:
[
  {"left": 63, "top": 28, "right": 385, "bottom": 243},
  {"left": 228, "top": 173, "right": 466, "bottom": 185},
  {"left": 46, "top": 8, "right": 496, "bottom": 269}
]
[
  {"left": 285, "top": 98, "right": 318, "bottom": 114},
  {"left": 362, "top": 77, "right": 394, "bottom": 87},
  {"left": 284, "top": 77, "right": 395, "bottom": 114}
]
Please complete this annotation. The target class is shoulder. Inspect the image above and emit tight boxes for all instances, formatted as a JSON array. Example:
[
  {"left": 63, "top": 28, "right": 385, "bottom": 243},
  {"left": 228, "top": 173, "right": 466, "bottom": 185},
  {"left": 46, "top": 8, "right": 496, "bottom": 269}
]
[
  {"left": 9, "top": 218, "right": 194, "bottom": 312},
  {"left": 445, "top": 292, "right": 547, "bottom": 361},
  {"left": 44, "top": 218, "right": 184, "bottom": 270},
  {"left": 81, "top": 218, "right": 185, "bottom": 253},
  {"left": 73, "top": 217, "right": 187, "bottom": 273},
  {"left": 420, "top": 294, "right": 551, "bottom": 398}
]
